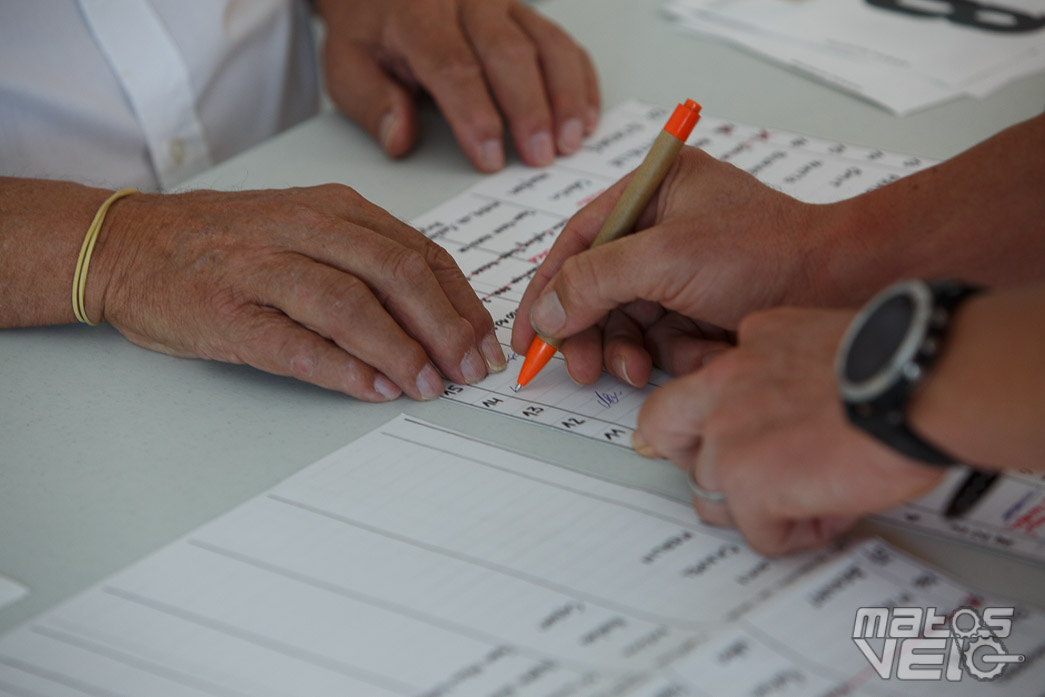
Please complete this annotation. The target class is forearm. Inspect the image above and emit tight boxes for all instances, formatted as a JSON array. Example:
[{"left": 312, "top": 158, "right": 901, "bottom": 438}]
[
  {"left": 808, "top": 113, "right": 1045, "bottom": 307},
  {"left": 909, "top": 284, "right": 1045, "bottom": 472},
  {"left": 0, "top": 178, "right": 121, "bottom": 327}
]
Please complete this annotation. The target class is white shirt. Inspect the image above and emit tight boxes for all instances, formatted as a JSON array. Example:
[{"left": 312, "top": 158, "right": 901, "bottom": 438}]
[{"left": 0, "top": 0, "right": 319, "bottom": 192}]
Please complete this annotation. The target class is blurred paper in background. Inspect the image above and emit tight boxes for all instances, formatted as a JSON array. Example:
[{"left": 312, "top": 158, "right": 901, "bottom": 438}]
[{"left": 664, "top": 0, "right": 1045, "bottom": 114}]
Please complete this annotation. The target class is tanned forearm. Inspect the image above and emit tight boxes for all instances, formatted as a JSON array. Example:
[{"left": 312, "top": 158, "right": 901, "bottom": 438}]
[
  {"left": 810, "top": 113, "right": 1045, "bottom": 307},
  {"left": 910, "top": 284, "right": 1045, "bottom": 472},
  {"left": 0, "top": 178, "right": 119, "bottom": 327}
]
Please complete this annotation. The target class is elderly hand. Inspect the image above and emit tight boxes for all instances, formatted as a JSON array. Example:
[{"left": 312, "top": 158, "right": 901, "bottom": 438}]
[
  {"left": 511, "top": 146, "right": 826, "bottom": 385},
  {"left": 632, "top": 306, "right": 945, "bottom": 555},
  {"left": 316, "top": 0, "right": 600, "bottom": 171},
  {"left": 89, "top": 184, "right": 505, "bottom": 401}
]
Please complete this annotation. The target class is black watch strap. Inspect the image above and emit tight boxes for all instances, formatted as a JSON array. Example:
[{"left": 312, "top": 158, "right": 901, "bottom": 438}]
[{"left": 844, "top": 404, "right": 956, "bottom": 466}]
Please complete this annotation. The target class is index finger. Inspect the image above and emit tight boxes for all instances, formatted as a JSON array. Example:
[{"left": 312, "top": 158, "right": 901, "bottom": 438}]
[
  {"left": 633, "top": 367, "right": 720, "bottom": 467},
  {"left": 301, "top": 185, "right": 504, "bottom": 371},
  {"left": 396, "top": 12, "right": 505, "bottom": 172},
  {"left": 510, "top": 171, "right": 636, "bottom": 353}
]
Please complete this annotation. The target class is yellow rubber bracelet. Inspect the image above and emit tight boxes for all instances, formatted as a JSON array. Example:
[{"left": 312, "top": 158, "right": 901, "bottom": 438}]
[{"left": 72, "top": 187, "right": 138, "bottom": 325}]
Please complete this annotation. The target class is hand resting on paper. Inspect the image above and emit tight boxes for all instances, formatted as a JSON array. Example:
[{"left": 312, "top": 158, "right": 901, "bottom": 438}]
[{"left": 0, "top": 179, "right": 506, "bottom": 401}]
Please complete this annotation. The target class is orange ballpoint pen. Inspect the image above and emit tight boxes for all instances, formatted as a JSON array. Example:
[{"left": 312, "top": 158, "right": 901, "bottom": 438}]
[{"left": 515, "top": 98, "right": 702, "bottom": 390}]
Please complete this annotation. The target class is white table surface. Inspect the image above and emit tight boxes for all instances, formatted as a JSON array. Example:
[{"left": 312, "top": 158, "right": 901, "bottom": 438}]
[{"left": 3, "top": 0, "right": 1044, "bottom": 636}]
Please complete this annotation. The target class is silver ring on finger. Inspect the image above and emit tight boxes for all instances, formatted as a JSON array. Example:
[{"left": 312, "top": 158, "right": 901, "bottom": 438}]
[{"left": 688, "top": 466, "right": 726, "bottom": 503}]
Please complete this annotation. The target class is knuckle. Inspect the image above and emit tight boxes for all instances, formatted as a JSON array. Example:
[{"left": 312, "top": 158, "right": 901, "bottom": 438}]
[
  {"left": 304, "top": 183, "right": 363, "bottom": 208},
  {"left": 557, "top": 253, "right": 601, "bottom": 307},
  {"left": 399, "top": 342, "right": 431, "bottom": 376},
  {"left": 431, "top": 49, "right": 484, "bottom": 85},
  {"left": 336, "top": 273, "right": 373, "bottom": 307},
  {"left": 550, "top": 90, "right": 581, "bottom": 118},
  {"left": 382, "top": 246, "right": 431, "bottom": 286},
  {"left": 490, "top": 35, "right": 537, "bottom": 66},
  {"left": 422, "top": 243, "right": 459, "bottom": 275},
  {"left": 278, "top": 336, "right": 319, "bottom": 380},
  {"left": 447, "top": 315, "right": 478, "bottom": 353}
]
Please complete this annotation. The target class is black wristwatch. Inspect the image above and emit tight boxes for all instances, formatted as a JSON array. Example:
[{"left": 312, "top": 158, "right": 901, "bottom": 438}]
[{"left": 835, "top": 279, "right": 998, "bottom": 517}]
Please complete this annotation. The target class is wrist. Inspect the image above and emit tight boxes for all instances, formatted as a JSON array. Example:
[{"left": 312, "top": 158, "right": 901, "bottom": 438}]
[
  {"left": 808, "top": 184, "right": 947, "bottom": 310},
  {"left": 82, "top": 191, "right": 149, "bottom": 326},
  {"left": 907, "top": 289, "right": 1040, "bottom": 470}
]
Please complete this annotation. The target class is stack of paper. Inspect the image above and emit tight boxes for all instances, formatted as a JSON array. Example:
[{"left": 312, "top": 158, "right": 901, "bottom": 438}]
[
  {"left": 663, "top": 0, "right": 1045, "bottom": 115},
  {"left": 3, "top": 416, "right": 1044, "bottom": 695}
]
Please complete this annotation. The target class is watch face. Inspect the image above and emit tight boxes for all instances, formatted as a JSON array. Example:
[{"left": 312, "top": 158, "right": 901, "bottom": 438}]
[
  {"left": 844, "top": 293, "right": 915, "bottom": 383},
  {"left": 837, "top": 279, "right": 933, "bottom": 403}
]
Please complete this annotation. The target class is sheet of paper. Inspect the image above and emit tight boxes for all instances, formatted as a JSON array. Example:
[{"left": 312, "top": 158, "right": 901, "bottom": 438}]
[
  {"left": 0, "top": 415, "right": 821, "bottom": 695},
  {"left": 662, "top": 0, "right": 1045, "bottom": 115},
  {"left": 653, "top": 538, "right": 1045, "bottom": 696},
  {"left": 416, "top": 99, "right": 934, "bottom": 448},
  {"left": 2, "top": 416, "right": 1042, "bottom": 695},
  {"left": 0, "top": 577, "right": 26, "bottom": 613},
  {"left": 877, "top": 467, "right": 1045, "bottom": 560}
]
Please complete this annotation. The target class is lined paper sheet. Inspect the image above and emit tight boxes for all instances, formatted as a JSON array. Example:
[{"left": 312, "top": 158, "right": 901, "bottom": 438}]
[
  {"left": 417, "top": 100, "right": 935, "bottom": 447},
  {"left": 657, "top": 538, "right": 1045, "bottom": 696},
  {"left": 877, "top": 467, "right": 1045, "bottom": 561},
  {"left": 2, "top": 416, "right": 1043, "bottom": 696}
]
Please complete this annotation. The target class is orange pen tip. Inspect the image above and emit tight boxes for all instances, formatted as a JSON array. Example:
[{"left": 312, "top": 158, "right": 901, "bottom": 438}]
[{"left": 515, "top": 336, "right": 560, "bottom": 390}]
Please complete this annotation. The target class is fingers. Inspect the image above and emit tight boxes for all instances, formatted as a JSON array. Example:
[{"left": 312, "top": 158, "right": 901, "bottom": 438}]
[
  {"left": 602, "top": 308, "right": 654, "bottom": 387},
  {"left": 381, "top": 0, "right": 598, "bottom": 170},
  {"left": 398, "top": 9, "right": 507, "bottom": 172},
  {"left": 462, "top": 2, "right": 555, "bottom": 166},
  {"left": 528, "top": 228, "right": 689, "bottom": 342},
  {"left": 259, "top": 252, "right": 449, "bottom": 401},
  {"left": 558, "top": 325, "right": 604, "bottom": 385},
  {"left": 230, "top": 306, "right": 404, "bottom": 402},
  {"left": 323, "top": 40, "right": 419, "bottom": 158},
  {"left": 645, "top": 312, "right": 733, "bottom": 376},
  {"left": 634, "top": 368, "right": 717, "bottom": 465},
  {"left": 291, "top": 185, "right": 505, "bottom": 374},
  {"left": 511, "top": 174, "right": 634, "bottom": 354},
  {"left": 507, "top": 2, "right": 600, "bottom": 151}
]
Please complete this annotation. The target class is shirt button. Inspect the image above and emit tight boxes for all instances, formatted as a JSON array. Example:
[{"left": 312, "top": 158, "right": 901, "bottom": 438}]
[{"left": 169, "top": 138, "right": 186, "bottom": 167}]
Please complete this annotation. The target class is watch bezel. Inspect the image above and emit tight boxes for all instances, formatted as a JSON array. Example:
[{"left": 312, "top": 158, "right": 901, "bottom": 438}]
[{"left": 836, "top": 279, "right": 933, "bottom": 404}]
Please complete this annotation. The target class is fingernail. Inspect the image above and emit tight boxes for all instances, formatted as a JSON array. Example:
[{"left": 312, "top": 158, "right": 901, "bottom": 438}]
[
  {"left": 379, "top": 112, "right": 399, "bottom": 153},
  {"left": 585, "top": 106, "right": 600, "bottom": 132},
  {"left": 631, "top": 431, "right": 659, "bottom": 458},
  {"left": 479, "top": 139, "right": 505, "bottom": 172},
  {"left": 416, "top": 363, "right": 444, "bottom": 400},
  {"left": 530, "top": 290, "right": 566, "bottom": 336},
  {"left": 374, "top": 373, "right": 402, "bottom": 401},
  {"left": 481, "top": 332, "right": 507, "bottom": 372},
  {"left": 558, "top": 118, "right": 584, "bottom": 154},
  {"left": 529, "top": 131, "right": 555, "bottom": 166},
  {"left": 460, "top": 347, "right": 486, "bottom": 384},
  {"left": 616, "top": 356, "right": 637, "bottom": 387}
]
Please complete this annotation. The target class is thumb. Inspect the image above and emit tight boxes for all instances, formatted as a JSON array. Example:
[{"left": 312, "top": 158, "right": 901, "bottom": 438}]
[
  {"left": 324, "top": 41, "right": 417, "bottom": 158},
  {"left": 528, "top": 230, "right": 686, "bottom": 341}
]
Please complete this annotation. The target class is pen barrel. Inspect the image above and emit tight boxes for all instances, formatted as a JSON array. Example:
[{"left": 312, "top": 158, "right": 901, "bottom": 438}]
[{"left": 590, "top": 129, "right": 685, "bottom": 247}]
